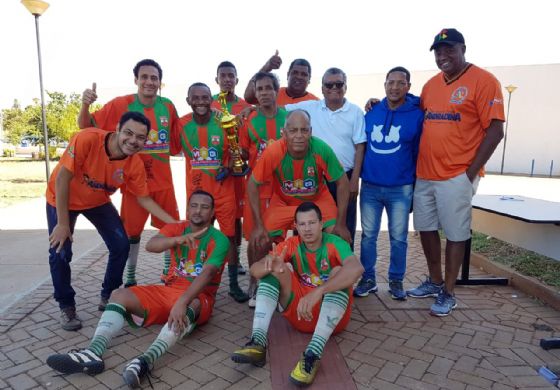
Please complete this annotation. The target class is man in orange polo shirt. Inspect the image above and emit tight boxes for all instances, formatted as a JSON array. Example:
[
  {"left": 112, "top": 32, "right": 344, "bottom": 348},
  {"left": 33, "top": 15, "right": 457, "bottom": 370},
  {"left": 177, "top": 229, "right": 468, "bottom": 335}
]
[
  {"left": 78, "top": 59, "right": 181, "bottom": 288},
  {"left": 47, "top": 112, "right": 177, "bottom": 331},
  {"left": 407, "top": 29, "right": 505, "bottom": 316},
  {"left": 244, "top": 51, "right": 319, "bottom": 105}
]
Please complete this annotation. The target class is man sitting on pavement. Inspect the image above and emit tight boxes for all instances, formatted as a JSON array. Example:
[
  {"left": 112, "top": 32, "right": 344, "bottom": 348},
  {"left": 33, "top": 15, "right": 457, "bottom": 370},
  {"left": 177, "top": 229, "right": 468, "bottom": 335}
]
[
  {"left": 231, "top": 201, "right": 363, "bottom": 386},
  {"left": 46, "top": 190, "right": 229, "bottom": 389},
  {"left": 47, "top": 111, "right": 177, "bottom": 331}
]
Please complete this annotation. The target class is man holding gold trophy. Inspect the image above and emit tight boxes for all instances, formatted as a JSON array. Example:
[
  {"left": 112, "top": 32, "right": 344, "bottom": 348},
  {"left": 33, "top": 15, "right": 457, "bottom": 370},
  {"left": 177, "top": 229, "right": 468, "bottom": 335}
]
[{"left": 175, "top": 82, "right": 249, "bottom": 302}]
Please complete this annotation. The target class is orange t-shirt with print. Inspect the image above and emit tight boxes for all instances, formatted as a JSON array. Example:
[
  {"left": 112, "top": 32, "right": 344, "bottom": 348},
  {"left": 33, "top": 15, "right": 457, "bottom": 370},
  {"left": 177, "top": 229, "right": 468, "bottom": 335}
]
[
  {"left": 46, "top": 128, "right": 148, "bottom": 210},
  {"left": 91, "top": 94, "right": 180, "bottom": 191},
  {"left": 276, "top": 87, "right": 319, "bottom": 106},
  {"left": 417, "top": 64, "right": 505, "bottom": 181}
]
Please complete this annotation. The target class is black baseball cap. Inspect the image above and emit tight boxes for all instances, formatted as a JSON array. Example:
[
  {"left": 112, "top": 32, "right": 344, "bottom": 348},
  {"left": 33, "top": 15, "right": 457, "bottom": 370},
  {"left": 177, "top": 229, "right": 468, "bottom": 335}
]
[{"left": 430, "top": 28, "right": 465, "bottom": 51}]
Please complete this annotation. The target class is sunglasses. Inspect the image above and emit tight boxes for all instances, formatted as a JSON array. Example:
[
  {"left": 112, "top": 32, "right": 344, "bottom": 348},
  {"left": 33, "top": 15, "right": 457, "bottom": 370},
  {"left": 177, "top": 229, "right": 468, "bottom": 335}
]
[{"left": 323, "top": 82, "right": 345, "bottom": 89}]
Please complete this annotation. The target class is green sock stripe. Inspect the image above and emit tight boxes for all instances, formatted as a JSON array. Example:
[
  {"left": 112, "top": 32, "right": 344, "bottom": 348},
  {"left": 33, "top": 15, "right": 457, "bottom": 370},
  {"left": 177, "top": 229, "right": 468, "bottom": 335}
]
[
  {"left": 129, "top": 237, "right": 141, "bottom": 244},
  {"left": 88, "top": 335, "right": 109, "bottom": 357},
  {"left": 257, "top": 284, "right": 280, "bottom": 300},
  {"left": 126, "top": 265, "right": 136, "bottom": 280},
  {"left": 105, "top": 303, "right": 127, "bottom": 317},
  {"left": 260, "top": 274, "right": 280, "bottom": 289},
  {"left": 252, "top": 329, "right": 268, "bottom": 347},
  {"left": 163, "top": 251, "right": 171, "bottom": 274},
  {"left": 143, "top": 339, "right": 169, "bottom": 364},
  {"left": 186, "top": 306, "right": 196, "bottom": 323},
  {"left": 323, "top": 292, "right": 349, "bottom": 309},
  {"left": 307, "top": 335, "right": 328, "bottom": 357}
]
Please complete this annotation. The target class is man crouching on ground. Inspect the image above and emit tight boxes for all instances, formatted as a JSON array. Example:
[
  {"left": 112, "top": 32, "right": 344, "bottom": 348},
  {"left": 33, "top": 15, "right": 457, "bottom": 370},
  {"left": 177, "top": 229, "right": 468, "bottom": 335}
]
[{"left": 231, "top": 201, "right": 363, "bottom": 386}]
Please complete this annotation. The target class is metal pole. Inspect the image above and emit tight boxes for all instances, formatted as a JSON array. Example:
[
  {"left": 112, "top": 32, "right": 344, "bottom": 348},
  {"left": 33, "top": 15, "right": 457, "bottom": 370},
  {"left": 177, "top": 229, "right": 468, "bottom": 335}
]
[
  {"left": 34, "top": 14, "right": 50, "bottom": 180},
  {"left": 500, "top": 91, "right": 513, "bottom": 175}
]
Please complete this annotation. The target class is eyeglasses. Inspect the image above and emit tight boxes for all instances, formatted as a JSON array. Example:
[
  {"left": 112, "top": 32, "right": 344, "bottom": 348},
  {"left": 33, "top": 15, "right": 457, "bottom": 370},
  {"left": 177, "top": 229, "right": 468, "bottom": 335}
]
[{"left": 323, "top": 82, "right": 345, "bottom": 89}]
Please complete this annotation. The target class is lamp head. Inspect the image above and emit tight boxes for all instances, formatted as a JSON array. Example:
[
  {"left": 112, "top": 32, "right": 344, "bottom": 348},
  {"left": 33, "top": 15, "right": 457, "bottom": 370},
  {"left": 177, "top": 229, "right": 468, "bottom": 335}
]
[
  {"left": 21, "top": 0, "right": 49, "bottom": 16},
  {"left": 505, "top": 85, "right": 517, "bottom": 94}
]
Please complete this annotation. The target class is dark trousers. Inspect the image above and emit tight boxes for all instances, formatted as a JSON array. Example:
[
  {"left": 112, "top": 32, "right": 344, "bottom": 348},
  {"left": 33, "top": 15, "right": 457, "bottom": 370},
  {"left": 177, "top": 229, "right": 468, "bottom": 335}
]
[
  {"left": 326, "top": 169, "right": 357, "bottom": 250},
  {"left": 46, "top": 202, "right": 129, "bottom": 309}
]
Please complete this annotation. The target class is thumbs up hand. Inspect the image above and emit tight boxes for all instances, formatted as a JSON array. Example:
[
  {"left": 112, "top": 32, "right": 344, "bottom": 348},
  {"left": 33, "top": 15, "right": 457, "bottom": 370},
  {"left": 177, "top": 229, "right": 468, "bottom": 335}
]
[
  {"left": 82, "top": 82, "right": 98, "bottom": 105},
  {"left": 261, "top": 50, "right": 282, "bottom": 72}
]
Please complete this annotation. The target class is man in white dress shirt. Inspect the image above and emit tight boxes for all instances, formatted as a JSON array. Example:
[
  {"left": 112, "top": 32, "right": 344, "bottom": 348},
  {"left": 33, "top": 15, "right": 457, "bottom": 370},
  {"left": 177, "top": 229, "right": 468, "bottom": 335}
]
[{"left": 285, "top": 67, "right": 366, "bottom": 249}]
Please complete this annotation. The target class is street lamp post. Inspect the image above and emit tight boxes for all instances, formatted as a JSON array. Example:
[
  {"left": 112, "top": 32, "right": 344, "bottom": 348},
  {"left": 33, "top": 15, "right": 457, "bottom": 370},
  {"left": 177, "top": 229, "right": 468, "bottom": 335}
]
[
  {"left": 21, "top": 0, "right": 50, "bottom": 180},
  {"left": 500, "top": 84, "right": 517, "bottom": 175}
]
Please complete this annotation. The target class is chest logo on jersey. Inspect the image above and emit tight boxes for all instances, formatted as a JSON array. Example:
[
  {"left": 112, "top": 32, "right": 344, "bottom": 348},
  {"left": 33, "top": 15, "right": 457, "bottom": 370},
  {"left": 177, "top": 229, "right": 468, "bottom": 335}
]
[
  {"left": 320, "top": 258, "right": 329, "bottom": 271},
  {"left": 307, "top": 166, "right": 315, "bottom": 176},
  {"left": 282, "top": 178, "right": 316, "bottom": 195},
  {"left": 370, "top": 125, "right": 402, "bottom": 155},
  {"left": 143, "top": 128, "right": 169, "bottom": 154},
  {"left": 299, "top": 273, "right": 324, "bottom": 287},
  {"left": 112, "top": 168, "right": 124, "bottom": 185},
  {"left": 450, "top": 86, "right": 468, "bottom": 104},
  {"left": 191, "top": 147, "right": 221, "bottom": 169},
  {"left": 176, "top": 258, "right": 203, "bottom": 278},
  {"left": 159, "top": 116, "right": 169, "bottom": 127},
  {"left": 211, "top": 135, "right": 221, "bottom": 145}
]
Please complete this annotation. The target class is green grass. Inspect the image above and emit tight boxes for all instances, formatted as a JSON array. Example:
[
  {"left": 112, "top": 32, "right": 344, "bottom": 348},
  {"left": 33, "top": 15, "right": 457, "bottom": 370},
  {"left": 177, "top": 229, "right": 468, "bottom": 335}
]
[
  {"left": 471, "top": 231, "right": 560, "bottom": 287},
  {"left": 0, "top": 159, "right": 49, "bottom": 207}
]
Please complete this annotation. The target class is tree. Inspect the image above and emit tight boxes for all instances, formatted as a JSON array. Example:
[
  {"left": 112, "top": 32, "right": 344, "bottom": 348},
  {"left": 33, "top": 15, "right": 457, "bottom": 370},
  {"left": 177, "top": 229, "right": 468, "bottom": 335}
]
[{"left": 1, "top": 92, "right": 101, "bottom": 146}]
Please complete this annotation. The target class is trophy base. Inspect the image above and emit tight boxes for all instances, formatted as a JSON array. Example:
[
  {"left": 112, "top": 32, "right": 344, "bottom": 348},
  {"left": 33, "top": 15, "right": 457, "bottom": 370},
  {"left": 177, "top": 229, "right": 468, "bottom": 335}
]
[{"left": 231, "top": 164, "right": 250, "bottom": 177}]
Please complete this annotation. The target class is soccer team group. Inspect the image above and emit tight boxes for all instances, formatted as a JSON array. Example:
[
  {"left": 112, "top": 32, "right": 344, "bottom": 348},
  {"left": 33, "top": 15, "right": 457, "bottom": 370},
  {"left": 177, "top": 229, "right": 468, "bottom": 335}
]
[{"left": 44, "top": 28, "right": 506, "bottom": 388}]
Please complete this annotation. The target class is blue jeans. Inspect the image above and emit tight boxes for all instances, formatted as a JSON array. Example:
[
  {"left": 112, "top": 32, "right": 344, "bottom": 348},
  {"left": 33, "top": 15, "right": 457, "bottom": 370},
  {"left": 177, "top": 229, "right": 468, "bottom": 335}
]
[
  {"left": 327, "top": 169, "right": 357, "bottom": 250},
  {"left": 359, "top": 182, "right": 413, "bottom": 281},
  {"left": 46, "top": 202, "right": 130, "bottom": 309}
]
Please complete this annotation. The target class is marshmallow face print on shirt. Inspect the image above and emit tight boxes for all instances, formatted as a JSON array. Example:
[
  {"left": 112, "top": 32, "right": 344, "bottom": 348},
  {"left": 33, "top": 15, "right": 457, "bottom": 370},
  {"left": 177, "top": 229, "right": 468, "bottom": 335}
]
[{"left": 370, "top": 124, "right": 402, "bottom": 154}]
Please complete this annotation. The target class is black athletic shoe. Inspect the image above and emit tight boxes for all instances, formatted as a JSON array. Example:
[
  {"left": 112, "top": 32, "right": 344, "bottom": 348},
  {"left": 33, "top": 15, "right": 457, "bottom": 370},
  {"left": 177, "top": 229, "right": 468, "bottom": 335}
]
[
  {"left": 122, "top": 356, "right": 151, "bottom": 389},
  {"left": 47, "top": 349, "right": 104, "bottom": 375}
]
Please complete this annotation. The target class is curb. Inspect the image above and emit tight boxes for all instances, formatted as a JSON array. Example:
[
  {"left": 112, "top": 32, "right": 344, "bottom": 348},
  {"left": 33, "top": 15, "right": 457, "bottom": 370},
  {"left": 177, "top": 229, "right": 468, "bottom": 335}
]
[{"left": 471, "top": 251, "right": 560, "bottom": 311}]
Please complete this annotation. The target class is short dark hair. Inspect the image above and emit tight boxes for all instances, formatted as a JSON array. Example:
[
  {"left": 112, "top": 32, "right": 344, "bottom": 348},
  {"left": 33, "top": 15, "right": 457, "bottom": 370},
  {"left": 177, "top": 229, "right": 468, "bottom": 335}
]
[
  {"left": 217, "top": 61, "right": 237, "bottom": 75},
  {"left": 133, "top": 59, "right": 162, "bottom": 80},
  {"left": 288, "top": 59, "right": 312, "bottom": 76},
  {"left": 386, "top": 66, "right": 411, "bottom": 83},
  {"left": 295, "top": 202, "right": 322, "bottom": 221},
  {"left": 189, "top": 189, "right": 215, "bottom": 209},
  {"left": 322, "top": 67, "right": 346, "bottom": 83},
  {"left": 118, "top": 111, "right": 151, "bottom": 134},
  {"left": 187, "top": 82, "right": 211, "bottom": 97},
  {"left": 253, "top": 72, "right": 280, "bottom": 92},
  {"left": 285, "top": 109, "right": 311, "bottom": 125}
]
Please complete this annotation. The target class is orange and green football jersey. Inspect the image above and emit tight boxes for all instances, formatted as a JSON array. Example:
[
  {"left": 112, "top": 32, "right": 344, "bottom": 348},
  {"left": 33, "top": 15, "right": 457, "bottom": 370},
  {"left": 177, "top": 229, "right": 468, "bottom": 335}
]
[
  {"left": 251, "top": 137, "right": 344, "bottom": 205},
  {"left": 160, "top": 222, "right": 229, "bottom": 298},
  {"left": 275, "top": 233, "right": 353, "bottom": 288},
  {"left": 91, "top": 94, "right": 180, "bottom": 191},
  {"left": 211, "top": 94, "right": 252, "bottom": 115},
  {"left": 177, "top": 113, "right": 233, "bottom": 197}
]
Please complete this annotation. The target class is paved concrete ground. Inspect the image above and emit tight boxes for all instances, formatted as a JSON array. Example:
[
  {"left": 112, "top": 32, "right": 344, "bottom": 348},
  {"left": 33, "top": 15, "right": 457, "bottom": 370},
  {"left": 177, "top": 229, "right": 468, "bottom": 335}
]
[
  {"left": 1, "top": 168, "right": 559, "bottom": 388},
  {"left": 1, "top": 231, "right": 560, "bottom": 389}
]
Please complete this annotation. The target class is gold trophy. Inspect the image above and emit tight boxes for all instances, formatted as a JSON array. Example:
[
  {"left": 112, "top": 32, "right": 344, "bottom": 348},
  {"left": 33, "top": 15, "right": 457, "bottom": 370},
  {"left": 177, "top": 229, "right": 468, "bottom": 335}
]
[{"left": 216, "top": 91, "right": 249, "bottom": 176}]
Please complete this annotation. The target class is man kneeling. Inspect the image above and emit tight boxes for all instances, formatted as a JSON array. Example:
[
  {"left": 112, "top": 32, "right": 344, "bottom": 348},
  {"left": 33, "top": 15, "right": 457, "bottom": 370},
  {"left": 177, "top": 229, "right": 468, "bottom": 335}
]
[
  {"left": 46, "top": 190, "right": 229, "bottom": 388},
  {"left": 231, "top": 202, "right": 363, "bottom": 386}
]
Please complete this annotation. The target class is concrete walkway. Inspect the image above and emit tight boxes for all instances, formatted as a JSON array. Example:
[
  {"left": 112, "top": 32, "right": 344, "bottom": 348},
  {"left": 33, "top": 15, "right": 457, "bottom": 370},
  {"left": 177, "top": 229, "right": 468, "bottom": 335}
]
[
  {"left": 1, "top": 231, "right": 559, "bottom": 389},
  {"left": 0, "top": 170, "right": 559, "bottom": 389}
]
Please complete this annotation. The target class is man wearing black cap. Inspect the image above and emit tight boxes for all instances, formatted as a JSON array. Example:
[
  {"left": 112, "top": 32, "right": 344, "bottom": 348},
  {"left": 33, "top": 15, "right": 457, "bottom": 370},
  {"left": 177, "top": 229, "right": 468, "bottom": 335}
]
[{"left": 406, "top": 28, "right": 505, "bottom": 316}]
